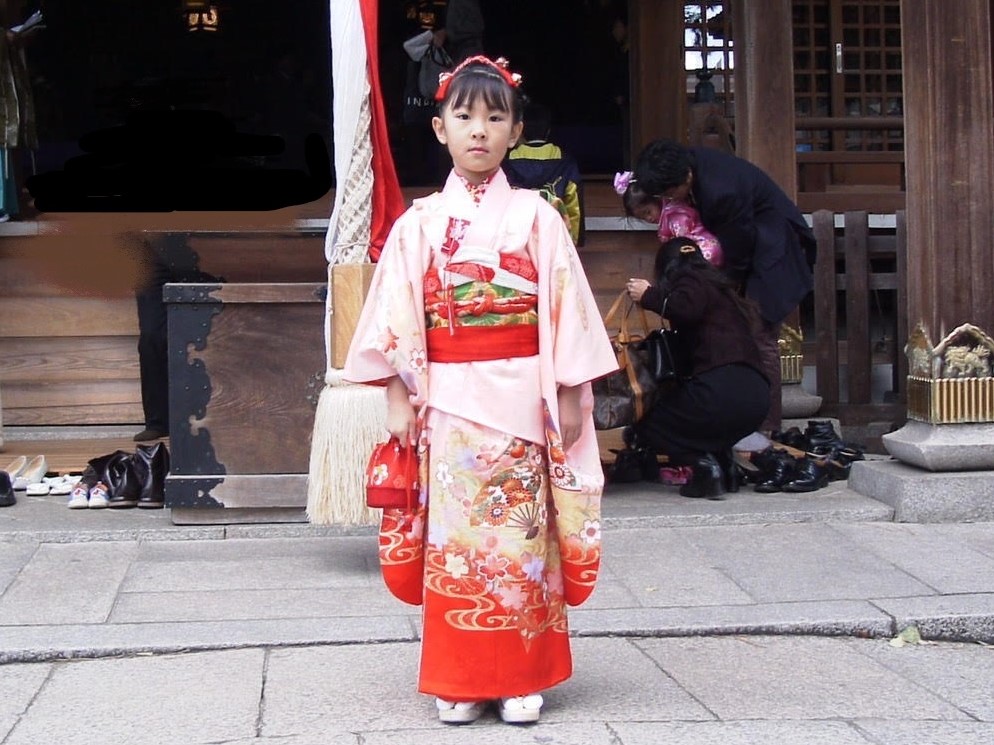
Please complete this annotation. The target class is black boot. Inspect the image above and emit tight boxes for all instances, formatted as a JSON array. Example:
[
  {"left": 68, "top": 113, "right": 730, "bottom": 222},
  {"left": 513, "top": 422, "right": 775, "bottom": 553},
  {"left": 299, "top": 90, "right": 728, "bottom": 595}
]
[
  {"left": 134, "top": 442, "right": 170, "bottom": 508},
  {"left": 804, "top": 420, "right": 842, "bottom": 456},
  {"left": 753, "top": 451, "right": 798, "bottom": 493},
  {"left": 782, "top": 456, "right": 830, "bottom": 492},
  {"left": 103, "top": 450, "right": 141, "bottom": 508},
  {"left": 679, "top": 453, "right": 726, "bottom": 500},
  {"left": 715, "top": 449, "right": 741, "bottom": 493}
]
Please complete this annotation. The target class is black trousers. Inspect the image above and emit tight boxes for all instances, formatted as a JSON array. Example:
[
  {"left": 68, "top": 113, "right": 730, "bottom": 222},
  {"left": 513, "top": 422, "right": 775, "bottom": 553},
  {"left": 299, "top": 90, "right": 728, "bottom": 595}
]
[{"left": 634, "top": 363, "right": 771, "bottom": 463}]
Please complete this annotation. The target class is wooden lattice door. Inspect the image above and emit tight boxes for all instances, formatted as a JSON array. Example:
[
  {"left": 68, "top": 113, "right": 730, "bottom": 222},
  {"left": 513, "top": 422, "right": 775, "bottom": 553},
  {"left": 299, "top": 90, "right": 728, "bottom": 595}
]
[{"left": 792, "top": 0, "right": 904, "bottom": 208}]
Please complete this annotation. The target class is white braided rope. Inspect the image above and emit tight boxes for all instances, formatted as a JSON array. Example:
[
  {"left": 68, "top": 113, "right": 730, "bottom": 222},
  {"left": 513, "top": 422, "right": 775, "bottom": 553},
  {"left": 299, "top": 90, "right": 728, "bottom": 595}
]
[
  {"left": 328, "top": 85, "right": 372, "bottom": 267},
  {"left": 325, "top": 0, "right": 368, "bottom": 263}
]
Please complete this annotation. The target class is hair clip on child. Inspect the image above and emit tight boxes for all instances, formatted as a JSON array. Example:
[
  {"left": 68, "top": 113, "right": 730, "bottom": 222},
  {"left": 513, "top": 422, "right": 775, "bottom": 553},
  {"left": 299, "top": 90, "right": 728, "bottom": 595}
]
[
  {"left": 613, "top": 171, "right": 635, "bottom": 195},
  {"left": 434, "top": 55, "right": 523, "bottom": 102}
]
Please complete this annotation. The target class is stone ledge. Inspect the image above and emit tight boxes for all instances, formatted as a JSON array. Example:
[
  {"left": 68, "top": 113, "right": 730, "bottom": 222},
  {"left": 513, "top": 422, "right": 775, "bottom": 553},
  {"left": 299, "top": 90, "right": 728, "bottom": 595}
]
[{"left": 848, "top": 458, "right": 994, "bottom": 523}]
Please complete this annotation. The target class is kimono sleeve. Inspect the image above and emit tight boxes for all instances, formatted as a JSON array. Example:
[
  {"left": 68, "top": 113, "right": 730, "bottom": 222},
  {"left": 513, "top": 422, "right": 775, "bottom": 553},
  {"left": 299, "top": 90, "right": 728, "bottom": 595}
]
[
  {"left": 342, "top": 210, "right": 430, "bottom": 401},
  {"left": 536, "top": 205, "right": 617, "bottom": 388}
]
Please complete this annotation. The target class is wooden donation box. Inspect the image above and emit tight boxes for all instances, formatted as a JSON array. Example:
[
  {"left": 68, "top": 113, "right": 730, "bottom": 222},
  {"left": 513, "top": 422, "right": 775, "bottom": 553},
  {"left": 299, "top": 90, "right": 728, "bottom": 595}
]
[{"left": 164, "top": 281, "right": 326, "bottom": 521}]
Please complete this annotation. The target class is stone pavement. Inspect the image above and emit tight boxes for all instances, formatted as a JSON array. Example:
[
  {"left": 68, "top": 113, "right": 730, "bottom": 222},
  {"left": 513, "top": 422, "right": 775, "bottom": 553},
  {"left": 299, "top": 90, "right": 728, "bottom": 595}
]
[{"left": 1, "top": 467, "right": 993, "bottom": 743}]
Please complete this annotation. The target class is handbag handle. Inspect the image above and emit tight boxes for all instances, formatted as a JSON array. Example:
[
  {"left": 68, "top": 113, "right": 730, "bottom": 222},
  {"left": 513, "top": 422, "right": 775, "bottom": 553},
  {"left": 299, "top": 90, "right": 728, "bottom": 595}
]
[
  {"left": 604, "top": 289, "right": 652, "bottom": 343},
  {"left": 659, "top": 294, "right": 673, "bottom": 331}
]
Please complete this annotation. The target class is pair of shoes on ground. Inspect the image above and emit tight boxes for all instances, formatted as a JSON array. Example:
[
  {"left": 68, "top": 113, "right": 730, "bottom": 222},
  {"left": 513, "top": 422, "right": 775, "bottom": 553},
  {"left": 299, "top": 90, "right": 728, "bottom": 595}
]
[
  {"left": 66, "top": 444, "right": 169, "bottom": 510},
  {"left": 67, "top": 480, "right": 111, "bottom": 509},
  {"left": 435, "top": 694, "right": 543, "bottom": 724},
  {"left": 747, "top": 447, "right": 844, "bottom": 493},
  {"left": 3, "top": 455, "right": 48, "bottom": 491},
  {"left": 24, "top": 473, "right": 82, "bottom": 496}
]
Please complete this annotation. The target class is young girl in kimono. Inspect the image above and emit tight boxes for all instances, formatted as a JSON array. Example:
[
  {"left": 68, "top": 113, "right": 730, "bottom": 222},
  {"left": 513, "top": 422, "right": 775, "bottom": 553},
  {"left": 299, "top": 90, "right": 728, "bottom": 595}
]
[
  {"left": 344, "top": 56, "right": 617, "bottom": 725},
  {"left": 614, "top": 171, "right": 724, "bottom": 267}
]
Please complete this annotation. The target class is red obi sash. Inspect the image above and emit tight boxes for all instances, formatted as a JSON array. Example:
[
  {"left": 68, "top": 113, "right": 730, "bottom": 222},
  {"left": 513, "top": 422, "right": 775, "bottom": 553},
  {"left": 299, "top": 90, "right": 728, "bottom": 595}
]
[{"left": 426, "top": 325, "right": 538, "bottom": 362}]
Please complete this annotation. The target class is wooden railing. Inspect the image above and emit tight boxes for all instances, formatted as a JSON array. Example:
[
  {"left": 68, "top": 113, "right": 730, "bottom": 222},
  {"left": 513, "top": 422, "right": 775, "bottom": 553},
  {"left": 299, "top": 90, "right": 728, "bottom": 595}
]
[
  {"left": 795, "top": 116, "right": 905, "bottom": 213},
  {"left": 808, "top": 209, "right": 907, "bottom": 430}
]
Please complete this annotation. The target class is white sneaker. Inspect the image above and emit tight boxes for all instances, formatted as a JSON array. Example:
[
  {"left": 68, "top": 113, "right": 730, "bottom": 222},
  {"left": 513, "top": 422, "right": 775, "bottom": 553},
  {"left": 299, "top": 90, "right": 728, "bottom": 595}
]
[
  {"left": 498, "top": 694, "right": 543, "bottom": 724},
  {"left": 66, "top": 483, "right": 89, "bottom": 509},
  {"left": 88, "top": 482, "right": 110, "bottom": 509},
  {"left": 435, "top": 698, "right": 486, "bottom": 724}
]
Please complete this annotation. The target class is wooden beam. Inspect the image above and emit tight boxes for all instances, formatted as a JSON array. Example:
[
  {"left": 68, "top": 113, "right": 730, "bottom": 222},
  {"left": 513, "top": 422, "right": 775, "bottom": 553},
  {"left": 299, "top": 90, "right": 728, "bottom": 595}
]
[
  {"left": 731, "top": 0, "right": 797, "bottom": 198},
  {"left": 630, "top": 0, "right": 685, "bottom": 153}
]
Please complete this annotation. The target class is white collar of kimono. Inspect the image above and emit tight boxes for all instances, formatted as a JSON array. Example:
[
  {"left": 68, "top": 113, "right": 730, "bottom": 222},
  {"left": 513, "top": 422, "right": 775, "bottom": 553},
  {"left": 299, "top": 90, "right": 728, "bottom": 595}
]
[{"left": 441, "top": 170, "right": 538, "bottom": 295}]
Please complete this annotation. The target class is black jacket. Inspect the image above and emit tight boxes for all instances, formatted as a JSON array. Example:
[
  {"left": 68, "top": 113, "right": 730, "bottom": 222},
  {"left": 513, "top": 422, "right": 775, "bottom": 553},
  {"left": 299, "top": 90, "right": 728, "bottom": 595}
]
[
  {"left": 689, "top": 147, "right": 816, "bottom": 324},
  {"left": 641, "top": 273, "right": 768, "bottom": 382}
]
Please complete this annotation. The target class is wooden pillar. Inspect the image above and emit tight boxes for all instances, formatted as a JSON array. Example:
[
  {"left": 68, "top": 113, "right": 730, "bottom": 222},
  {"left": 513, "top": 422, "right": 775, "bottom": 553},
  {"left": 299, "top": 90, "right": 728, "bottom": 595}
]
[
  {"left": 901, "top": 0, "right": 994, "bottom": 340},
  {"left": 629, "top": 0, "right": 685, "bottom": 155},
  {"left": 872, "top": 0, "right": 994, "bottom": 472},
  {"left": 730, "top": 0, "right": 798, "bottom": 198}
]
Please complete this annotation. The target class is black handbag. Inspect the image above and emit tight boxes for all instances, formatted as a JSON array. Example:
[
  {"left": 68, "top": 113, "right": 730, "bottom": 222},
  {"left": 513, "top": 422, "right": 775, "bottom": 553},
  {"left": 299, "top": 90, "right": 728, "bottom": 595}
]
[
  {"left": 592, "top": 291, "right": 659, "bottom": 430},
  {"left": 637, "top": 295, "right": 691, "bottom": 383}
]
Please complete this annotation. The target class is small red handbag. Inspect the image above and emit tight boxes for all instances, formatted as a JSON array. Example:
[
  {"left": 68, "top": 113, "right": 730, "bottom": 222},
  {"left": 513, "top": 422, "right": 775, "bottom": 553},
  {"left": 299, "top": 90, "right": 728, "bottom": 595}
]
[{"left": 365, "top": 436, "right": 420, "bottom": 509}]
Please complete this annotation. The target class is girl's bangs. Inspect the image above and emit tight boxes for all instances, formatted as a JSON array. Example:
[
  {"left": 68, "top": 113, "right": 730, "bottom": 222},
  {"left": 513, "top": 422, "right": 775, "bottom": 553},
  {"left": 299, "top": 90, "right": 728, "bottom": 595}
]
[{"left": 446, "top": 68, "right": 515, "bottom": 114}]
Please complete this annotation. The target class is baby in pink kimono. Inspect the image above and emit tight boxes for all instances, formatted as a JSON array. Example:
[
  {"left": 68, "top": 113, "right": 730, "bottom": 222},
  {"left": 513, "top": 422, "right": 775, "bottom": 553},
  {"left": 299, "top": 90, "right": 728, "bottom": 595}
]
[{"left": 615, "top": 170, "right": 724, "bottom": 267}]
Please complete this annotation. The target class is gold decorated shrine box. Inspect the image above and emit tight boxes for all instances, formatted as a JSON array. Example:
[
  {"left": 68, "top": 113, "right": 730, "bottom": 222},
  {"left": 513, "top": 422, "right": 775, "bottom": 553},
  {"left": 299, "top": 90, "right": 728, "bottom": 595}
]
[{"left": 163, "top": 282, "right": 326, "bottom": 521}]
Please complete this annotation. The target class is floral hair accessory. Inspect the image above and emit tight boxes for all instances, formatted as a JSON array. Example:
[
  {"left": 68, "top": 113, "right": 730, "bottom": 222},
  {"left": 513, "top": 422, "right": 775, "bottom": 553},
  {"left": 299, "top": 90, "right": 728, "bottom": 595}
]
[
  {"left": 435, "top": 55, "right": 523, "bottom": 102},
  {"left": 613, "top": 171, "right": 634, "bottom": 195}
]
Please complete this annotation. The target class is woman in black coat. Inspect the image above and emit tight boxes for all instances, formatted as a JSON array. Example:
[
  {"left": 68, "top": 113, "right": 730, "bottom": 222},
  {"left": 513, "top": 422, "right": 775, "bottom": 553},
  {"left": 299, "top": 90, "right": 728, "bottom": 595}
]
[{"left": 626, "top": 237, "right": 771, "bottom": 499}]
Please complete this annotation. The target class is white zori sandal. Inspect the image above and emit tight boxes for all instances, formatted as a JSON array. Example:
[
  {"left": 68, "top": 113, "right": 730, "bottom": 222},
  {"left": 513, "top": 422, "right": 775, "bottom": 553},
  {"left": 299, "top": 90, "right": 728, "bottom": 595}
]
[
  {"left": 435, "top": 697, "right": 486, "bottom": 724},
  {"left": 498, "top": 693, "right": 543, "bottom": 724}
]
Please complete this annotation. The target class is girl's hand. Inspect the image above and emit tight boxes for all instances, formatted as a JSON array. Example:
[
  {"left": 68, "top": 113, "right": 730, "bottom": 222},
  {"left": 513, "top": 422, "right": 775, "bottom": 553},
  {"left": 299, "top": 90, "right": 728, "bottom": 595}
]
[
  {"left": 385, "top": 377, "right": 417, "bottom": 446},
  {"left": 626, "top": 278, "right": 651, "bottom": 303},
  {"left": 557, "top": 385, "right": 583, "bottom": 452}
]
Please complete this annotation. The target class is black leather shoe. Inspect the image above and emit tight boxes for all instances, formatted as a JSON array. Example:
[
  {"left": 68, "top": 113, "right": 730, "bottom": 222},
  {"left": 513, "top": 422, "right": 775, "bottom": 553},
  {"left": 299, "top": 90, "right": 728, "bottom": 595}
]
[
  {"left": 753, "top": 452, "right": 798, "bottom": 493},
  {"left": 782, "top": 457, "right": 831, "bottom": 492},
  {"left": 0, "top": 472, "right": 15, "bottom": 507},
  {"left": 715, "top": 449, "right": 741, "bottom": 493},
  {"left": 680, "top": 453, "right": 726, "bottom": 500},
  {"left": 771, "top": 426, "right": 808, "bottom": 451},
  {"left": 608, "top": 448, "right": 644, "bottom": 483},
  {"left": 133, "top": 428, "right": 168, "bottom": 443}
]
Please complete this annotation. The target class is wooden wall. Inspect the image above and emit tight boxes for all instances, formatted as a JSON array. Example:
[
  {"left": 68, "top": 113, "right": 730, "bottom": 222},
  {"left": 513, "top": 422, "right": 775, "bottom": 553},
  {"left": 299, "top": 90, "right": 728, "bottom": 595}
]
[{"left": 0, "top": 183, "right": 656, "bottom": 428}]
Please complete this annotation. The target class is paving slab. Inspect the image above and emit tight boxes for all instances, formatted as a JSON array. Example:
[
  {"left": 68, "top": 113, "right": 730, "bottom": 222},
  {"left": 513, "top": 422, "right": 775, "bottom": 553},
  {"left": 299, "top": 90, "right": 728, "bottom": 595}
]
[
  {"left": 832, "top": 522, "right": 994, "bottom": 593},
  {"left": 0, "top": 663, "right": 51, "bottom": 742},
  {"left": 0, "top": 543, "right": 36, "bottom": 594},
  {"left": 570, "top": 600, "right": 894, "bottom": 638},
  {"left": 859, "top": 641, "right": 994, "bottom": 721},
  {"left": 0, "top": 616, "right": 418, "bottom": 665},
  {"left": 852, "top": 720, "right": 994, "bottom": 745},
  {"left": 611, "top": 721, "right": 874, "bottom": 745},
  {"left": 633, "top": 636, "right": 970, "bottom": 721},
  {"left": 0, "top": 542, "right": 138, "bottom": 624},
  {"left": 2, "top": 649, "right": 264, "bottom": 745},
  {"left": 675, "top": 522, "right": 936, "bottom": 602}
]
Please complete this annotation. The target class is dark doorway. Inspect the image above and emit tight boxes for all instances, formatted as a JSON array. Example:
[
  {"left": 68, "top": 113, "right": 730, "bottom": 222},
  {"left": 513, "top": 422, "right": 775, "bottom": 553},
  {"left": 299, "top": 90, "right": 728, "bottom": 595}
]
[{"left": 382, "top": 0, "right": 630, "bottom": 185}]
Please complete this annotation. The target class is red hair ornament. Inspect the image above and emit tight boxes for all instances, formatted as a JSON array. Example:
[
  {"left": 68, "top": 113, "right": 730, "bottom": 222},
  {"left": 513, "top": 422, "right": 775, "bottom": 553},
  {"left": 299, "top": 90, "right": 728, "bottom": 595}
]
[{"left": 434, "top": 55, "right": 523, "bottom": 102}]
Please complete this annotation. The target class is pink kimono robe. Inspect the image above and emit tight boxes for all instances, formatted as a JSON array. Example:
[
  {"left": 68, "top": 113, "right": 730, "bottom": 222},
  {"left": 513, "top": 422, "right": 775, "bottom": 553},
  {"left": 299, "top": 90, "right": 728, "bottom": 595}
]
[
  {"left": 343, "top": 170, "right": 617, "bottom": 700},
  {"left": 657, "top": 200, "right": 724, "bottom": 267}
]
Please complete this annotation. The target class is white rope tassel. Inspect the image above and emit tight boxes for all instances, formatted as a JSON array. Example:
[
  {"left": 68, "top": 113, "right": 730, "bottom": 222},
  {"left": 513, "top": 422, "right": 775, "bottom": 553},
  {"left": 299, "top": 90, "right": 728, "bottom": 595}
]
[
  {"left": 306, "top": 376, "right": 386, "bottom": 526},
  {"left": 306, "top": 86, "right": 381, "bottom": 526}
]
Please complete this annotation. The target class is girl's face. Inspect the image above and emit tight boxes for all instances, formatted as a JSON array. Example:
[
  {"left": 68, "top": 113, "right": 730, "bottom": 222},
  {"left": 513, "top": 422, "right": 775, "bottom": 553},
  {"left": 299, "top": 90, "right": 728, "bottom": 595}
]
[
  {"left": 634, "top": 202, "right": 661, "bottom": 224},
  {"left": 432, "top": 94, "right": 523, "bottom": 185}
]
